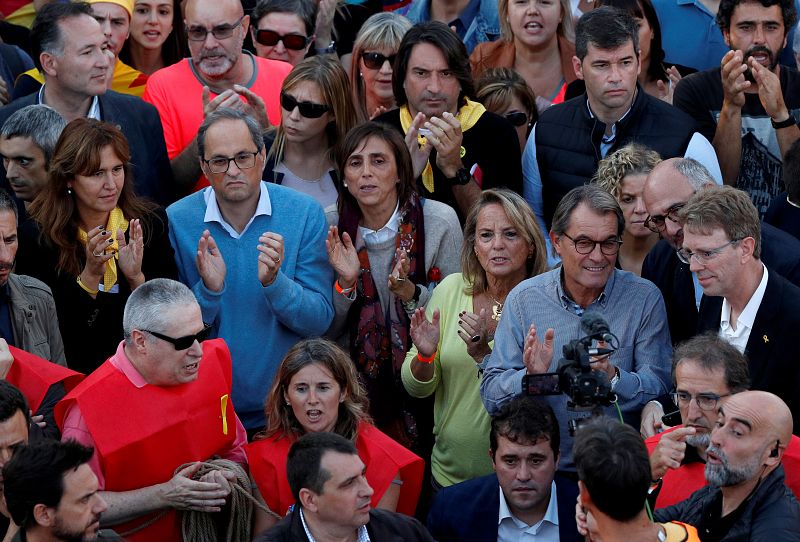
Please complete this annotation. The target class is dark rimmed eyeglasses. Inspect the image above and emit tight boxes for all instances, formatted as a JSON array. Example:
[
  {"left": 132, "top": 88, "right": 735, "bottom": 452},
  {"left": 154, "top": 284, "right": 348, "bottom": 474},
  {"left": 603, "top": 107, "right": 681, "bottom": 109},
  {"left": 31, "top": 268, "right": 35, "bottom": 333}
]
[
  {"left": 504, "top": 111, "right": 529, "bottom": 127},
  {"left": 560, "top": 232, "right": 622, "bottom": 255},
  {"left": 644, "top": 203, "right": 685, "bottom": 233},
  {"left": 142, "top": 323, "right": 212, "bottom": 350},
  {"left": 202, "top": 150, "right": 260, "bottom": 174},
  {"left": 361, "top": 51, "right": 396, "bottom": 70},
  {"left": 280, "top": 92, "right": 330, "bottom": 118},
  {"left": 186, "top": 15, "right": 245, "bottom": 41},
  {"left": 676, "top": 239, "right": 742, "bottom": 265},
  {"left": 670, "top": 391, "right": 731, "bottom": 411},
  {"left": 254, "top": 29, "right": 310, "bottom": 50}
]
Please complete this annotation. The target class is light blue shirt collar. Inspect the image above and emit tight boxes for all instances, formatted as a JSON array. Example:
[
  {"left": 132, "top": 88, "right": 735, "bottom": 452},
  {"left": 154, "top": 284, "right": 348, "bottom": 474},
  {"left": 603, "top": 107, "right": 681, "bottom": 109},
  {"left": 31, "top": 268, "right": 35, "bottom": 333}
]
[
  {"left": 38, "top": 84, "right": 101, "bottom": 120},
  {"left": 498, "top": 480, "right": 559, "bottom": 533},
  {"left": 203, "top": 181, "right": 272, "bottom": 239}
]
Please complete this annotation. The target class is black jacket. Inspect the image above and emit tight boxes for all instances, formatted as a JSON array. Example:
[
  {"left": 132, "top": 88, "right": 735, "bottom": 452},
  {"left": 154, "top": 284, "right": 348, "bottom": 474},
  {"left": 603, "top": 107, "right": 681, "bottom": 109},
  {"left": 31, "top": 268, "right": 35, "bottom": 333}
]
[
  {"left": 535, "top": 85, "right": 697, "bottom": 228},
  {"left": 654, "top": 465, "right": 800, "bottom": 542},
  {"left": 255, "top": 508, "right": 435, "bottom": 542}
]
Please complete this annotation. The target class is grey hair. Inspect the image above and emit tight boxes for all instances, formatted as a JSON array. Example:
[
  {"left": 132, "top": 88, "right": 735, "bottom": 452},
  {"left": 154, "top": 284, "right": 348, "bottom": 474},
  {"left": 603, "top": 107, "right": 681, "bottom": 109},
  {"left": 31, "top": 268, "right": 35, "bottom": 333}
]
[
  {"left": 672, "top": 157, "right": 715, "bottom": 192},
  {"left": 0, "top": 190, "right": 18, "bottom": 222},
  {"left": 0, "top": 105, "right": 67, "bottom": 164},
  {"left": 196, "top": 108, "right": 264, "bottom": 160},
  {"left": 551, "top": 184, "right": 625, "bottom": 237},
  {"left": 123, "top": 278, "right": 198, "bottom": 343}
]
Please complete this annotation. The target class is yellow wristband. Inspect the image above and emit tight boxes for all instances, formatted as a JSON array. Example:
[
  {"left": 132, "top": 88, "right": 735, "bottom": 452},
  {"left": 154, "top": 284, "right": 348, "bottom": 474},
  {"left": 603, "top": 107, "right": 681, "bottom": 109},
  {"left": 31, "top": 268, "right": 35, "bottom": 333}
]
[{"left": 76, "top": 276, "right": 99, "bottom": 295}]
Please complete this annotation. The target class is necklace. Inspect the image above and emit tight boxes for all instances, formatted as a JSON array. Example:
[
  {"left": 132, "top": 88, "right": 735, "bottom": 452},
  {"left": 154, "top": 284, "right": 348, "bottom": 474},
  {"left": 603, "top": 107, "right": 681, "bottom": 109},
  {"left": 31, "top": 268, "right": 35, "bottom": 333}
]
[{"left": 490, "top": 294, "right": 503, "bottom": 321}]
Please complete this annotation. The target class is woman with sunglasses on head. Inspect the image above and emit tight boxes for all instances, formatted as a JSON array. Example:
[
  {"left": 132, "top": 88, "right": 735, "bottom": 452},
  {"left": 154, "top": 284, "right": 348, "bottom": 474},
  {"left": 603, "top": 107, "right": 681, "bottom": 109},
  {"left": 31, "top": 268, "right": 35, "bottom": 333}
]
[
  {"left": 592, "top": 143, "right": 661, "bottom": 276},
  {"left": 16, "top": 119, "right": 177, "bottom": 374},
  {"left": 118, "top": 0, "right": 187, "bottom": 76},
  {"left": 348, "top": 12, "right": 412, "bottom": 122},
  {"left": 469, "top": 0, "right": 576, "bottom": 113},
  {"left": 326, "top": 122, "right": 462, "bottom": 455},
  {"left": 250, "top": 0, "right": 317, "bottom": 66},
  {"left": 264, "top": 56, "right": 358, "bottom": 214},
  {"left": 475, "top": 67, "right": 538, "bottom": 154}
]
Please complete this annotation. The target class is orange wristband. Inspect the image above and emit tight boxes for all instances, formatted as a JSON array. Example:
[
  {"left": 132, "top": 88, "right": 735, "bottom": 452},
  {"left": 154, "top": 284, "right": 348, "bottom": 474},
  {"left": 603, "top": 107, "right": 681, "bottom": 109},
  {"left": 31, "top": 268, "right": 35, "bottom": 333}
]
[
  {"left": 417, "top": 351, "right": 436, "bottom": 364},
  {"left": 335, "top": 279, "right": 355, "bottom": 295}
]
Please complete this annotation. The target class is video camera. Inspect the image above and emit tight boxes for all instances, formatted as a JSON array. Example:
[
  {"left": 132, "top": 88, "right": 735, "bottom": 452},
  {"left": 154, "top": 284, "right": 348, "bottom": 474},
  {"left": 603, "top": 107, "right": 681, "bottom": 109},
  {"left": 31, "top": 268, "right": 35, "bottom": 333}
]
[{"left": 522, "top": 311, "right": 618, "bottom": 412}]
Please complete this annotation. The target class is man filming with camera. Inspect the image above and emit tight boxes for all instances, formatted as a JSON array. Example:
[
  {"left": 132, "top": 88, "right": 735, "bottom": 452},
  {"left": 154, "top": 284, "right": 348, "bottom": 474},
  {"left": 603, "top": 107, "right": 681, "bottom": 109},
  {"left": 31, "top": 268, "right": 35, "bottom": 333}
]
[{"left": 481, "top": 185, "right": 673, "bottom": 470}]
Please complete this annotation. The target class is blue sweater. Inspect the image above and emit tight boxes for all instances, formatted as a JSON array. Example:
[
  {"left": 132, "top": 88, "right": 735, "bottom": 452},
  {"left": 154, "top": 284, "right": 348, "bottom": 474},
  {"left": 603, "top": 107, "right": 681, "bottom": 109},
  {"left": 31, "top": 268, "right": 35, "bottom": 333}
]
[{"left": 167, "top": 183, "right": 334, "bottom": 428}]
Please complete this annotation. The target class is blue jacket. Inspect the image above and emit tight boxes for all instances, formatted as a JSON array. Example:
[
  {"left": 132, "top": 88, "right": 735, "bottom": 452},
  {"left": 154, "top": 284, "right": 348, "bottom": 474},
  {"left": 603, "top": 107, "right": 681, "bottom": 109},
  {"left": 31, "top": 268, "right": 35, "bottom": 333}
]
[
  {"left": 427, "top": 473, "right": 582, "bottom": 542},
  {"left": 396, "top": 0, "right": 500, "bottom": 53}
]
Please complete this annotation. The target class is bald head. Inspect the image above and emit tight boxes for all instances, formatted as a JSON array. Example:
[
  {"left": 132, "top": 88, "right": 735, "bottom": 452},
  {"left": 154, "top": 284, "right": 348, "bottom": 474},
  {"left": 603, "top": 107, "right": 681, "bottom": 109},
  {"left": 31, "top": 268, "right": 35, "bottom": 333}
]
[
  {"left": 724, "top": 391, "right": 793, "bottom": 447},
  {"left": 185, "top": 0, "right": 244, "bottom": 20}
]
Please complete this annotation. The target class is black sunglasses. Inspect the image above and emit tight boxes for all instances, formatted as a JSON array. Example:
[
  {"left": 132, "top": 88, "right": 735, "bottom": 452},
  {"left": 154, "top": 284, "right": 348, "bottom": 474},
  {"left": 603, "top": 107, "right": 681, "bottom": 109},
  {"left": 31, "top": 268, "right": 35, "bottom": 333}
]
[
  {"left": 254, "top": 29, "right": 310, "bottom": 50},
  {"left": 143, "top": 323, "right": 212, "bottom": 350},
  {"left": 504, "top": 111, "right": 529, "bottom": 127},
  {"left": 280, "top": 92, "right": 330, "bottom": 118},
  {"left": 361, "top": 51, "right": 396, "bottom": 70}
]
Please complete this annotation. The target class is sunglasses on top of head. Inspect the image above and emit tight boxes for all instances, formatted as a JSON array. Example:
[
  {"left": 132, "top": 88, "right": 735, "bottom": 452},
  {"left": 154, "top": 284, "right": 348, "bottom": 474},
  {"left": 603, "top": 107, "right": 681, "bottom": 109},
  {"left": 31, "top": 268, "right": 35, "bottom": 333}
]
[
  {"left": 280, "top": 92, "right": 330, "bottom": 118},
  {"left": 361, "top": 52, "right": 397, "bottom": 70},
  {"left": 254, "top": 29, "right": 311, "bottom": 50}
]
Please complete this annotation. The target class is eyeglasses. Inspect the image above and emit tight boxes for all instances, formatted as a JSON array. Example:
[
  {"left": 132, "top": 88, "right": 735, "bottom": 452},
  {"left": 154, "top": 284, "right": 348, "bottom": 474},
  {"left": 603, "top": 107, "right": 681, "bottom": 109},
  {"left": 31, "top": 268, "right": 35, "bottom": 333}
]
[
  {"left": 676, "top": 239, "right": 742, "bottom": 265},
  {"left": 202, "top": 150, "right": 260, "bottom": 174},
  {"left": 142, "top": 324, "right": 212, "bottom": 350},
  {"left": 560, "top": 232, "right": 622, "bottom": 255},
  {"left": 361, "top": 51, "right": 396, "bottom": 70},
  {"left": 280, "top": 92, "right": 330, "bottom": 118},
  {"left": 186, "top": 15, "right": 245, "bottom": 41},
  {"left": 670, "top": 391, "right": 731, "bottom": 411},
  {"left": 504, "top": 111, "right": 529, "bottom": 127},
  {"left": 254, "top": 29, "right": 310, "bottom": 50},
  {"left": 644, "top": 203, "right": 685, "bottom": 233}
]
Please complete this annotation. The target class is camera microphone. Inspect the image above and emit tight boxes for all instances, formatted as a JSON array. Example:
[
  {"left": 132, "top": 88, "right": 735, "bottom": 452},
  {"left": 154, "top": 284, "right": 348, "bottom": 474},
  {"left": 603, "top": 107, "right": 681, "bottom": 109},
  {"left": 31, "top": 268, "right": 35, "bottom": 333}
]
[{"left": 580, "top": 311, "right": 614, "bottom": 343}]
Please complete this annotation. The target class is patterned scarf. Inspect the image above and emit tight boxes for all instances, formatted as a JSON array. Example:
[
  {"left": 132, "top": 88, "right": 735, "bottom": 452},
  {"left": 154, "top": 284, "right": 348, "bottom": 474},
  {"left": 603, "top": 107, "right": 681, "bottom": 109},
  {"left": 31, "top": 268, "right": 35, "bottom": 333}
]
[
  {"left": 77, "top": 207, "right": 128, "bottom": 292},
  {"left": 339, "top": 195, "right": 426, "bottom": 447}
]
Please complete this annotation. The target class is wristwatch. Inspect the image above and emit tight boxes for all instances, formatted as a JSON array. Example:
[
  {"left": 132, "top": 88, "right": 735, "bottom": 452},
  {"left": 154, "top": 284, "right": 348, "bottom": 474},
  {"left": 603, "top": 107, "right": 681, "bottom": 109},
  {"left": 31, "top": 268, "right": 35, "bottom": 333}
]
[
  {"left": 772, "top": 116, "right": 796, "bottom": 129},
  {"left": 315, "top": 40, "right": 336, "bottom": 54},
  {"left": 402, "top": 284, "right": 422, "bottom": 312},
  {"left": 447, "top": 166, "right": 472, "bottom": 185}
]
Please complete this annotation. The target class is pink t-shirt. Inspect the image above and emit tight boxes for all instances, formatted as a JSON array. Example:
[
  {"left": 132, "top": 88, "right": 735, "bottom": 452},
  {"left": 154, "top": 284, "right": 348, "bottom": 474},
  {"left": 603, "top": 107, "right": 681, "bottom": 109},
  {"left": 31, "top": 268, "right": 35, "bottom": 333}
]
[
  {"left": 143, "top": 53, "right": 291, "bottom": 184},
  {"left": 61, "top": 342, "right": 248, "bottom": 489}
]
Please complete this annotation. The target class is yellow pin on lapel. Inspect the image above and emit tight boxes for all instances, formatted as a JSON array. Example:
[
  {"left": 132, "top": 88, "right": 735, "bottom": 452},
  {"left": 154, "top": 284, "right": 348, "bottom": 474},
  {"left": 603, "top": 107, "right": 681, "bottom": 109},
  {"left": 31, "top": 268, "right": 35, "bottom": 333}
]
[
  {"left": 459, "top": 146, "right": 466, "bottom": 158},
  {"left": 220, "top": 394, "right": 229, "bottom": 435},
  {"left": 763, "top": 335, "right": 769, "bottom": 344}
]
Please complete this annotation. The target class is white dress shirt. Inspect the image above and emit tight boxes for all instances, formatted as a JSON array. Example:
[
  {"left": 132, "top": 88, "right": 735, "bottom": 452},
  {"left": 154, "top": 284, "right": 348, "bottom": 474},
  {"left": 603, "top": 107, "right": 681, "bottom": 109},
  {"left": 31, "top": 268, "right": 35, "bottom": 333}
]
[{"left": 720, "top": 264, "right": 768, "bottom": 353}]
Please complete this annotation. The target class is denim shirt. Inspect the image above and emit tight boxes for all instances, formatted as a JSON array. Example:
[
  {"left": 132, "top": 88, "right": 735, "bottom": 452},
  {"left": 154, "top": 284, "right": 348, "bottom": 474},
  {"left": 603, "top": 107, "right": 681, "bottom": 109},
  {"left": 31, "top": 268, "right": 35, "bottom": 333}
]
[{"left": 395, "top": 0, "right": 501, "bottom": 53}]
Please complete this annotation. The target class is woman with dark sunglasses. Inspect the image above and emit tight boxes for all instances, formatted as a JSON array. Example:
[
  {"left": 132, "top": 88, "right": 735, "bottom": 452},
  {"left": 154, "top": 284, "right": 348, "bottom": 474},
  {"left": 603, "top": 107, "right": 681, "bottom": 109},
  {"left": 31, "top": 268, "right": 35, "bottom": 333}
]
[
  {"left": 348, "top": 13, "right": 412, "bottom": 122},
  {"left": 264, "top": 56, "right": 357, "bottom": 213},
  {"left": 119, "top": 0, "right": 187, "bottom": 76},
  {"left": 250, "top": 0, "right": 317, "bottom": 66},
  {"left": 475, "top": 67, "right": 538, "bottom": 154},
  {"left": 16, "top": 119, "right": 177, "bottom": 374}
]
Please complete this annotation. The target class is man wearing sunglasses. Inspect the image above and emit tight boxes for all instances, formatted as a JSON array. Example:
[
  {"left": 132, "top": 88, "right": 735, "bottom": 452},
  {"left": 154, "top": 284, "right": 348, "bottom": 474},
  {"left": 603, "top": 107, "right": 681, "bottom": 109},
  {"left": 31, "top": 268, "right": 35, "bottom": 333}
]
[
  {"left": 57, "top": 278, "right": 248, "bottom": 542},
  {"left": 640, "top": 157, "right": 800, "bottom": 347},
  {"left": 143, "top": 0, "right": 292, "bottom": 192}
]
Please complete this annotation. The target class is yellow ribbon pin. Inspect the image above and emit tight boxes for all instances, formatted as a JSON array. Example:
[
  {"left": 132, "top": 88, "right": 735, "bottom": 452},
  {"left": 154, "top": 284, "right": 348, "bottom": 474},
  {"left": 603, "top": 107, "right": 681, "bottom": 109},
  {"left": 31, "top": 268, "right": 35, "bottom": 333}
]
[
  {"left": 763, "top": 335, "right": 769, "bottom": 344},
  {"left": 220, "top": 394, "right": 229, "bottom": 435}
]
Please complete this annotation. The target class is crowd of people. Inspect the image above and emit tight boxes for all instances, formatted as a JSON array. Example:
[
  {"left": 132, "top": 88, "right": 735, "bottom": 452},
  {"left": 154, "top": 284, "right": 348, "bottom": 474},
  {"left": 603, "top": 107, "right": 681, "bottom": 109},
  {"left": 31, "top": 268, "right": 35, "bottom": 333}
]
[{"left": 0, "top": 0, "right": 799, "bottom": 539}]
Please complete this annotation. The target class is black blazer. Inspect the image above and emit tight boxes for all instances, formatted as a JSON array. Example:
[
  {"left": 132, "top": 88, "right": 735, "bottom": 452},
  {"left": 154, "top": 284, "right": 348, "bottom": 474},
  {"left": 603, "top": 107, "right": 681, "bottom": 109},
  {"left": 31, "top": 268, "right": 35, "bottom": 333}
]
[
  {"left": 642, "top": 222, "right": 800, "bottom": 345},
  {"left": 0, "top": 91, "right": 176, "bottom": 207},
  {"left": 697, "top": 269, "right": 800, "bottom": 434},
  {"left": 256, "top": 507, "right": 435, "bottom": 542},
  {"left": 426, "top": 473, "right": 582, "bottom": 542}
]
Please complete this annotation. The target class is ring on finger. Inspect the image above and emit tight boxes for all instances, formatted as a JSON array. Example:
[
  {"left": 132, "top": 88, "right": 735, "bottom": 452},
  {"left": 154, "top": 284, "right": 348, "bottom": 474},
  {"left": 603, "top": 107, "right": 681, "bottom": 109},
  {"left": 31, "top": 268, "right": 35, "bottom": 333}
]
[
  {"left": 92, "top": 251, "right": 103, "bottom": 257},
  {"left": 471, "top": 334, "right": 481, "bottom": 343}
]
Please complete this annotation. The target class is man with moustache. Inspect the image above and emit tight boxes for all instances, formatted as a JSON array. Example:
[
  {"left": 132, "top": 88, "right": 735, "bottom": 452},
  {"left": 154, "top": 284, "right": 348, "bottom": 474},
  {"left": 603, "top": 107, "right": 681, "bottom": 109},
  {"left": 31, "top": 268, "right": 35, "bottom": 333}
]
[
  {"left": 143, "top": 0, "right": 291, "bottom": 192},
  {"left": 674, "top": 0, "right": 800, "bottom": 216},
  {"left": 654, "top": 391, "right": 800, "bottom": 541},
  {"left": 3, "top": 440, "right": 120, "bottom": 541}
]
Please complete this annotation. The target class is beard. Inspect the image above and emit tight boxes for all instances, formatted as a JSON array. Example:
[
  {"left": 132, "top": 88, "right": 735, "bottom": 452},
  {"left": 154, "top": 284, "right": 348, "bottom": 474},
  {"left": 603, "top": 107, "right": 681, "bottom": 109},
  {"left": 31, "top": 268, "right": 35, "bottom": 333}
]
[
  {"left": 686, "top": 432, "right": 711, "bottom": 449},
  {"left": 742, "top": 45, "right": 779, "bottom": 83},
  {"left": 704, "top": 444, "right": 763, "bottom": 487},
  {"left": 52, "top": 513, "right": 101, "bottom": 542}
]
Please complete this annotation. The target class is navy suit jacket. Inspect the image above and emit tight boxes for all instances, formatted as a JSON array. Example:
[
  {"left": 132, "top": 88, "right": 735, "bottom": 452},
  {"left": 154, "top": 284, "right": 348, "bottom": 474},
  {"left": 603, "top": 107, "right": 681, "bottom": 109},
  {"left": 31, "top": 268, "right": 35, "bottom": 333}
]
[
  {"left": 427, "top": 473, "right": 582, "bottom": 542},
  {"left": 697, "top": 269, "right": 800, "bottom": 435},
  {"left": 0, "top": 90, "right": 175, "bottom": 207},
  {"left": 642, "top": 222, "right": 800, "bottom": 345}
]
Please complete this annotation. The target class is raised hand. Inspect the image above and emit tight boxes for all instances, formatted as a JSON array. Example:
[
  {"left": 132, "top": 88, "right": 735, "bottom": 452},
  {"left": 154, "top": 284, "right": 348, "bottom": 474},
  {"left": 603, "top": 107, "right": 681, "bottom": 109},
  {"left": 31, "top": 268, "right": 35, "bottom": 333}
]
[
  {"left": 457, "top": 308, "right": 493, "bottom": 363},
  {"left": 410, "top": 307, "right": 440, "bottom": 358},
  {"left": 257, "top": 232, "right": 284, "bottom": 287},
  {"left": 426, "top": 112, "right": 464, "bottom": 178},
  {"left": 720, "top": 50, "right": 749, "bottom": 109},
  {"left": 388, "top": 248, "right": 415, "bottom": 302},
  {"left": 234, "top": 84, "right": 271, "bottom": 130},
  {"left": 650, "top": 426, "right": 696, "bottom": 480},
  {"left": 523, "top": 324, "right": 555, "bottom": 375},
  {"left": 81, "top": 226, "right": 115, "bottom": 293},
  {"left": 750, "top": 58, "right": 790, "bottom": 121},
  {"left": 326, "top": 226, "right": 360, "bottom": 289},
  {"left": 640, "top": 401, "right": 666, "bottom": 439},
  {"left": 404, "top": 112, "right": 432, "bottom": 179},
  {"left": 117, "top": 218, "right": 145, "bottom": 289},
  {"left": 196, "top": 230, "right": 226, "bottom": 293}
]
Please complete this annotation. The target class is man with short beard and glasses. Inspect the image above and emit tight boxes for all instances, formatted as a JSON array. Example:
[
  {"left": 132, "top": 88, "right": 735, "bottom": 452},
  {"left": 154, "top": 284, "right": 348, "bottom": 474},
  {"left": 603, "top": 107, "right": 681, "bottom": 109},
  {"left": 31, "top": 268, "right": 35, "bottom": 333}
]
[
  {"left": 643, "top": 333, "right": 800, "bottom": 509},
  {"left": 143, "top": 0, "right": 292, "bottom": 192},
  {"left": 654, "top": 391, "right": 800, "bottom": 541},
  {"left": 674, "top": 0, "right": 800, "bottom": 217}
]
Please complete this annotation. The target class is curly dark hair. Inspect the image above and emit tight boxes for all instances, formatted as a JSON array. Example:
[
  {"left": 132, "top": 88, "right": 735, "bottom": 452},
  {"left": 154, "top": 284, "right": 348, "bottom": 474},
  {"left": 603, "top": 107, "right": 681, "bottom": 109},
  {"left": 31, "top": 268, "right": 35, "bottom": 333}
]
[
  {"left": 716, "top": 0, "right": 797, "bottom": 32},
  {"left": 489, "top": 396, "right": 560, "bottom": 459}
]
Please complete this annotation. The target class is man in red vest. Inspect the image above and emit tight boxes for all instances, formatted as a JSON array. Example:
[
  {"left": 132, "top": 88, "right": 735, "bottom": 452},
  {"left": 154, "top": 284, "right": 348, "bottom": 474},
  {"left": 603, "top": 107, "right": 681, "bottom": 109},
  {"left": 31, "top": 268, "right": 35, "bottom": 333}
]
[{"left": 56, "top": 278, "right": 248, "bottom": 542}]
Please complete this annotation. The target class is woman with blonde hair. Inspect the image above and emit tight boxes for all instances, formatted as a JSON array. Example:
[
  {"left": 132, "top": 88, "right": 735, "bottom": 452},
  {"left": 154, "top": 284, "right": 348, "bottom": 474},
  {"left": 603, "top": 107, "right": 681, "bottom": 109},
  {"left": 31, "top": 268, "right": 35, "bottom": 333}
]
[
  {"left": 401, "top": 188, "right": 548, "bottom": 488},
  {"left": 592, "top": 143, "right": 661, "bottom": 275},
  {"left": 246, "top": 338, "right": 424, "bottom": 531},
  {"left": 348, "top": 12, "right": 412, "bottom": 122},
  {"left": 475, "top": 67, "right": 538, "bottom": 154},
  {"left": 264, "top": 55, "right": 358, "bottom": 212},
  {"left": 17, "top": 118, "right": 177, "bottom": 373},
  {"left": 470, "top": 0, "right": 576, "bottom": 112}
]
